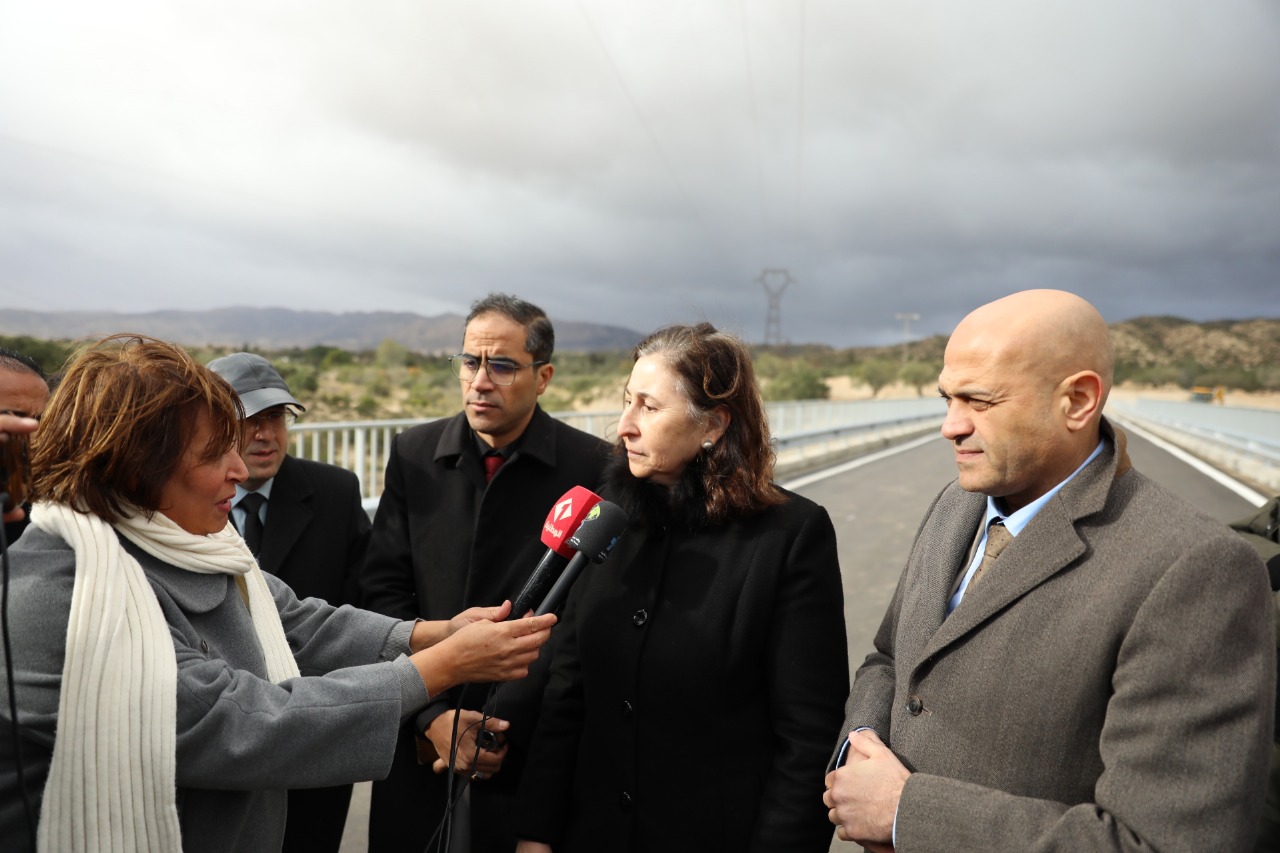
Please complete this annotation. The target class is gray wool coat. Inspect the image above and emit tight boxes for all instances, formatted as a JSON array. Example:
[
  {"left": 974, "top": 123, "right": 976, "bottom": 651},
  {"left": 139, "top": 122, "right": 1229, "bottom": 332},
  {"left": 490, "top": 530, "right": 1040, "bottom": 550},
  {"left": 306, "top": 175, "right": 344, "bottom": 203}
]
[
  {"left": 840, "top": 421, "right": 1276, "bottom": 852},
  {"left": 0, "top": 524, "right": 426, "bottom": 853}
]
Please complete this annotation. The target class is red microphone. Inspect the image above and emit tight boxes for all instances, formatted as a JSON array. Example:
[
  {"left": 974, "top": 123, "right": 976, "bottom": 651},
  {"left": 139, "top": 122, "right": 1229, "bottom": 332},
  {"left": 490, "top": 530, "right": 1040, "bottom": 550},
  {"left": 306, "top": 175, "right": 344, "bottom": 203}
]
[{"left": 508, "top": 486, "right": 602, "bottom": 618}]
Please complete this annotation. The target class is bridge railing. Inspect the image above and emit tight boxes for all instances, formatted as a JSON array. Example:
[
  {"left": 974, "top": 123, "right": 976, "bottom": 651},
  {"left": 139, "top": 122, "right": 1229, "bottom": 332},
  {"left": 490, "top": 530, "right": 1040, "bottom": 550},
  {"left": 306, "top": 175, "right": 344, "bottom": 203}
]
[
  {"left": 290, "top": 398, "right": 948, "bottom": 503},
  {"left": 1106, "top": 399, "right": 1280, "bottom": 492}
]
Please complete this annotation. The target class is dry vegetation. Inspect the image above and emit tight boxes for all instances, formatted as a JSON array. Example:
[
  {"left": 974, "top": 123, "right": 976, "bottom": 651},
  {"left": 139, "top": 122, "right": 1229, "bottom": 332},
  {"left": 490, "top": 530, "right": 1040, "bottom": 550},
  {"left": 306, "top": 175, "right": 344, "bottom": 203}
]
[{"left": 4, "top": 315, "right": 1277, "bottom": 422}]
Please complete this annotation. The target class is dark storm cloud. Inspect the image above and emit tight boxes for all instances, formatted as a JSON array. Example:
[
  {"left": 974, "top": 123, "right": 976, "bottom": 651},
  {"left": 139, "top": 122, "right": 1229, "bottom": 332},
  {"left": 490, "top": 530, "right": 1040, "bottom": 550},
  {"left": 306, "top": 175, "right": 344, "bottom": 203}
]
[{"left": 0, "top": 0, "right": 1276, "bottom": 346}]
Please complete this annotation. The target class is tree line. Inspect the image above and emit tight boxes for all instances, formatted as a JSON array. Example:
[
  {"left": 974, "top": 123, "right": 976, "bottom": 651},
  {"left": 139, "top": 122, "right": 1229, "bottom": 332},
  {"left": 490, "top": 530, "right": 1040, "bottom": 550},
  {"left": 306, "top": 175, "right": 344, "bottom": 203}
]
[{"left": 4, "top": 332, "right": 1276, "bottom": 423}]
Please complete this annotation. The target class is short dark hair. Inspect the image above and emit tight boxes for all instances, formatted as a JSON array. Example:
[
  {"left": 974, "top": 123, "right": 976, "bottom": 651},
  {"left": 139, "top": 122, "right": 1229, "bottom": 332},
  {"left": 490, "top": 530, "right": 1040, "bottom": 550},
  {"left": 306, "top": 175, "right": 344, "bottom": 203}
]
[
  {"left": 30, "top": 334, "right": 243, "bottom": 523},
  {"left": 0, "top": 347, "right": 46, "bottom": 381},
  {"left": 465, "top": 293, "right": 555, "bottom": 364},
  {"left": 632, "top": 322, "right": 784, "bottom": 522}
]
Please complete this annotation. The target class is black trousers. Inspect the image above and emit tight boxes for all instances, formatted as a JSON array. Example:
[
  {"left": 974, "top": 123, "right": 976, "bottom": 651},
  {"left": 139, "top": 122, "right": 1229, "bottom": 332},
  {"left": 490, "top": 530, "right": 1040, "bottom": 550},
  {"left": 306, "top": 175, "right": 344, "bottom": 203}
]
[{"left": 282, "top": 783, "right": 353, "bottom": 853}]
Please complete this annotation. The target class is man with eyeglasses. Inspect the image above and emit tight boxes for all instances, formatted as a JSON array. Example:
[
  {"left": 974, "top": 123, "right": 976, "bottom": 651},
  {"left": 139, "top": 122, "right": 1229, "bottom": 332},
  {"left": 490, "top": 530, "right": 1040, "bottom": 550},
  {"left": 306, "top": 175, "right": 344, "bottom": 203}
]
[
  {"left": 361, "top": 293, "right": 609, "bottom": 853},
  {"left": 208, "top": 351, "right": 371, "bottom": 853},
  {"left": 1, "top": 347, "right": 50, "bottom": 547}
]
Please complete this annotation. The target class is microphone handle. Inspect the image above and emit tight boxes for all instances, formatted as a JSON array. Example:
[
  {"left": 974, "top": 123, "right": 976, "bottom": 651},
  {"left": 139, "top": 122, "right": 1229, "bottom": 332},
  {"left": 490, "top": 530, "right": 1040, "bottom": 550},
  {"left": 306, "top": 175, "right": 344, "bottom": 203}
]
[
  {"left": 508, "top": 549, "right": 570, "bottom": 618},
  {"left": 535, "top": 550, "right": 591, "bottom": 616}
]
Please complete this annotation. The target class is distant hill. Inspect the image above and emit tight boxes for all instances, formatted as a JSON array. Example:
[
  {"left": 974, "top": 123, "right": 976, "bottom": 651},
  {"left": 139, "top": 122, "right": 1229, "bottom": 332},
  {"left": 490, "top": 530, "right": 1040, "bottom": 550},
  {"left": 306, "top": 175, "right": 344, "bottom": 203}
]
[
  {"left": 1, "top": 307, "right": 1276, "bottom": 372},
  {"left": 834, "top": 316, "right": 1280, "bottom": 372},
  {"left": 0, "top": 307, "right": 645, "bottom": 353},
  {"left": 1108, "top": 316, "right": 1280, "bottom": 369}
]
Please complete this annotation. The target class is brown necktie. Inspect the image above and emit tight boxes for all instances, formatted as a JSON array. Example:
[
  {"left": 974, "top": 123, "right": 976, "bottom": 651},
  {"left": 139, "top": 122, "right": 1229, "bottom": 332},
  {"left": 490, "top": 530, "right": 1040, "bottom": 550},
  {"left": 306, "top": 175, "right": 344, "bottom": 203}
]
[
  {"left": 969, "top": 519, "right": 1011, "bottom": 588},
  {"left": 483, "top": 453, "right": 505, "bottom": 482},
  {"left": 239, "top": 492, "right": 266, "bottom": 557}
]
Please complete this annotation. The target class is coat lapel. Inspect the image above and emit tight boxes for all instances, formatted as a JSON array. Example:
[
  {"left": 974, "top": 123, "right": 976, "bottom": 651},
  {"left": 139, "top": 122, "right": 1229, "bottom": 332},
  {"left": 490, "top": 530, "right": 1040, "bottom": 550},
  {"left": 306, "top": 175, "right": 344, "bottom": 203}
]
[
  {"left": 912, "top": 419, "right": 1130, "bottom": 671},
  {"left": 921, "top": 505, "right": 1086, "bottom": 663},
  {"left": 258, "top": 456, "right": 313, "bottom": 576},
  {"left": 903, "top": 495, "right": 985, "bottom": 644}
]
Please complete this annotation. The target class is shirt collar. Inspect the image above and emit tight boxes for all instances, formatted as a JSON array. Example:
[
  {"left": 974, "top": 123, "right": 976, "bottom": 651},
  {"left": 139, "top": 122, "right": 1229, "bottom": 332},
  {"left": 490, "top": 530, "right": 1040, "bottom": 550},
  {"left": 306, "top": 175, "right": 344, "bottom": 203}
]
[
  {"left": 438, "top": 406, "right": 557, "bottom": 468},
  {"left": 474, "top": 431, "right": 517, "bottom": 459},
  {"left": 985, "top": 439, "right": 1106, "bottom": 535},
  {"left": 234, "top": 479, "right": 274, "bottom": 506}
]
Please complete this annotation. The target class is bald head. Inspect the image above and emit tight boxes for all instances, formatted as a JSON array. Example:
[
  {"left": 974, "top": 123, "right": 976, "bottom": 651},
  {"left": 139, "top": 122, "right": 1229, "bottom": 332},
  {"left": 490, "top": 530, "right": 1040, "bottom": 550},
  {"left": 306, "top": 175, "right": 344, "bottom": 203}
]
[
  {"left": 951, "top": 290, "right": 1113, "bottom": 405},
  {"left": 938, "top": 290, "right": 1112, "bottom": 511}
]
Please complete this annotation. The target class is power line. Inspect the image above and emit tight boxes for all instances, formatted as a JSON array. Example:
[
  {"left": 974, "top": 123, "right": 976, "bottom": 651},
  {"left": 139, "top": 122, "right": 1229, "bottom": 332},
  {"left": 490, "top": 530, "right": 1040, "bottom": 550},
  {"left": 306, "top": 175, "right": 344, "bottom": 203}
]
[
  {"left": 794, "top": 0, "right": 808, "bottom": 258},
  {"left": 739, "top": 0, "right": 768, "bottom": 265},
  {"left": 571, "top": 0, "right": 736, "bottom": 270}
]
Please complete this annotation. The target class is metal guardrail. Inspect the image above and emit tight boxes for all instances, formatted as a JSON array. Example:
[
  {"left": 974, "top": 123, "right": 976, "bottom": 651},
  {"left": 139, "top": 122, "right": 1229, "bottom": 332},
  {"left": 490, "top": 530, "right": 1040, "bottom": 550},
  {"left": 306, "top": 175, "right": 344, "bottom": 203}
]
[
  {"left": 772, "top": 414, "right": 942, "bottom": 475},
  {"left": 289, "top": 417, "right": 425, "bottom": 503},
  {"left": 294, "top": 398, "right": 1280, "bottom": 505},
  {"left": 291, "top": 398, "right": 948, "bottom": 504},
  {"left": 1106, "top": 399, "right": 1280, "bottom": 492}
]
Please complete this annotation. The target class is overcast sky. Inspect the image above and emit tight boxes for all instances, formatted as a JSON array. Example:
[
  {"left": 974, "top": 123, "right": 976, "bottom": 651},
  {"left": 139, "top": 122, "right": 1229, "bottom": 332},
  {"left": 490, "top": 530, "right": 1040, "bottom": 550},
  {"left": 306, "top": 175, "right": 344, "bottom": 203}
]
[{"left": 1, "top": 1, "right": 1276, "bottom": 346}]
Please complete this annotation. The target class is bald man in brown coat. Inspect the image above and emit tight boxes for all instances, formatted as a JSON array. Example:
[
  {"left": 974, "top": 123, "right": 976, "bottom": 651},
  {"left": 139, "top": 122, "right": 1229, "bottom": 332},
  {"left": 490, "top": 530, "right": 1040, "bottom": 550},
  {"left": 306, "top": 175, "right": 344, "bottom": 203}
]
[{"left": 825, "top": 290, "right": 1274, "bottom": 852}]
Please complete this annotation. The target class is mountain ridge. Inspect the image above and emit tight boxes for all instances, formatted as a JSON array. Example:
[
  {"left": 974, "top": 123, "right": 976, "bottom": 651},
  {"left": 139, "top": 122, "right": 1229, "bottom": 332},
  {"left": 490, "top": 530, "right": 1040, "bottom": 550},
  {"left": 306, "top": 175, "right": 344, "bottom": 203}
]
[
  {"left": 0, "top": 307, "right": 646, "bottom": 353},
  {"left": 1, "top": 309, "right": 1276, "bottom": 370}
]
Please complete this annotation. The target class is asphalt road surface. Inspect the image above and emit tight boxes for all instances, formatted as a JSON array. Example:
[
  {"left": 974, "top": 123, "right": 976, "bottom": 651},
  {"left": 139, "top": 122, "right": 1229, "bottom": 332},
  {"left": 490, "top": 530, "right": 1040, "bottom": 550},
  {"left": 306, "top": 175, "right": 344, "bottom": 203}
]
[{"left": 337, "top": 427, "right": 1264, "bottom": 853}]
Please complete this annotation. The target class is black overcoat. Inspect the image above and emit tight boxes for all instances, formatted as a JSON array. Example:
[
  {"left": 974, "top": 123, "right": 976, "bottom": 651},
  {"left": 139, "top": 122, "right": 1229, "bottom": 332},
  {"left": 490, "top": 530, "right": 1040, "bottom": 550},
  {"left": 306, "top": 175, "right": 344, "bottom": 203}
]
[
  {"left": 515, "top": 484, "right": 850, "bottom": 853},
  {"left": 360, "top": 406, "right": 609, "bottom": 851},
  {"left": 256, "top": 454, "right": 370, "bottom": 609}
]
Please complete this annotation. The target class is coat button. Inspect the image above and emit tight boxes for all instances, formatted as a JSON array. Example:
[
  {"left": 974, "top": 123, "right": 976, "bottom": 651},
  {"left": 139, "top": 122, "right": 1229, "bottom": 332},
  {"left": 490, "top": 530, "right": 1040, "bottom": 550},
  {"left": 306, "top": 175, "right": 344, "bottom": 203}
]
[
  {"left": 200, "top": 639, "right": 209, "bottom": 654},
  {"left": 907, "top": 695, "right": 923, "bottom": 716},
  {"left": 619, "top": 791, "right": 633, "bottom": 811},
  {"left": 621, "top": 700, "right": 634, "bottom": 720},
  {"left": 632, "top": 609, "right": 648, "bottom": 628}
]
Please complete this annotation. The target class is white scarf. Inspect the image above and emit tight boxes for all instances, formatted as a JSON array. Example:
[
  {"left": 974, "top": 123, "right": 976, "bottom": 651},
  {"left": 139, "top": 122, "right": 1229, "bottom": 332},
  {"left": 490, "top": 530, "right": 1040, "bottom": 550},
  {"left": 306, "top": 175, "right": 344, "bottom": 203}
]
[{"left": 30, "top": 502, "right": 301, "bottom": 853}]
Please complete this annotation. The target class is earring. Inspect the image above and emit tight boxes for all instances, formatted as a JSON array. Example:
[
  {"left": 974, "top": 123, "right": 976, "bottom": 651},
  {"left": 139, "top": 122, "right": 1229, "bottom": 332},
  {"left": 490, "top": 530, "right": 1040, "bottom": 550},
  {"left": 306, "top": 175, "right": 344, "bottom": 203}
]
[{"left": 701, "top": 440, "right": 714, "bottom": 451}]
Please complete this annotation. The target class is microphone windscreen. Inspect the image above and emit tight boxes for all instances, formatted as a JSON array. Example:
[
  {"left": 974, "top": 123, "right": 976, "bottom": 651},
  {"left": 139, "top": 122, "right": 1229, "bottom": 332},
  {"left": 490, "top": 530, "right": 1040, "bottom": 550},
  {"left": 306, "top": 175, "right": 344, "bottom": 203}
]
[{"left": 566, "top": 501, "right": 628, "bottom": 563}]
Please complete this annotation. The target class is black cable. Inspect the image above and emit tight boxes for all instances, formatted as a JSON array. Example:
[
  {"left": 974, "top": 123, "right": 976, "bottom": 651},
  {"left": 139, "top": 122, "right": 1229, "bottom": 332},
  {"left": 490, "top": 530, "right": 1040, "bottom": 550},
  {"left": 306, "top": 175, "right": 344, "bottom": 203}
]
[
  {"left": 1, "top": 496, "right": 38, "bottom": 852},
  {"left": 422, "top": 682, "right": 503, "bottom": 853},
  {"left": 427, "top": 687, "right": 471, "bottom": 853},
  {"left": 439, "top": 690, "right": 466, "bottom": 853}
]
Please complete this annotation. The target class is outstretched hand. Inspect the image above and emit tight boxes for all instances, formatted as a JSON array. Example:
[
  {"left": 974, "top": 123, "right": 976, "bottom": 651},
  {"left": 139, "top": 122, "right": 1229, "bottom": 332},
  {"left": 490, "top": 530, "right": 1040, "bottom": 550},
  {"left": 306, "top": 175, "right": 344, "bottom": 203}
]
[
  {"left": 445, "top": 610, "right": 556, "bottom": 683},
  {"left": 448, "top": 600, "right": 514, "bottom": 635},
  {"left": 412, "top": 607, "right": 557, "bottom": 696}
]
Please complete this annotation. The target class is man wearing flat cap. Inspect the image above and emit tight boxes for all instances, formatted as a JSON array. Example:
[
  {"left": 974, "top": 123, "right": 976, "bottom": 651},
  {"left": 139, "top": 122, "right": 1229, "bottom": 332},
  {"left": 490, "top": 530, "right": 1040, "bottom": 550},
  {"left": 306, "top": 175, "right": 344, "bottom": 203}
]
[{"left": 208, "top": 351, "right": 372, "bottom": 853}]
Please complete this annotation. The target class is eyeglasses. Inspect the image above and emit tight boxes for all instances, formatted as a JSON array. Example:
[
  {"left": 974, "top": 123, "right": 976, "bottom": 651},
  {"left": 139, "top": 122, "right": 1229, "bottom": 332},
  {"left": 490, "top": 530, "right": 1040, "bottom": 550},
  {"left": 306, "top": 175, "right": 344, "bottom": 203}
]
[
  {"left": 449, "top": 354, "right": 547, "bottom": 387},
  {"left": 244, "top": 408, "right": 296, "bottom": 432}
]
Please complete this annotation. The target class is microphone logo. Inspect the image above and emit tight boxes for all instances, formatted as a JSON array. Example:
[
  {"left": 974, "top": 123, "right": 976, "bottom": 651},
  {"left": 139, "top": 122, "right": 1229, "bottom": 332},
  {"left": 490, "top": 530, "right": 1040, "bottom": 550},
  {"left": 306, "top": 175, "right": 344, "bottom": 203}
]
[
  {"left": 552, "top": 496, "right": 575, "bottom": 523},
  {"left": 540, "top": 486, "right": 604, "bottom": 557}
]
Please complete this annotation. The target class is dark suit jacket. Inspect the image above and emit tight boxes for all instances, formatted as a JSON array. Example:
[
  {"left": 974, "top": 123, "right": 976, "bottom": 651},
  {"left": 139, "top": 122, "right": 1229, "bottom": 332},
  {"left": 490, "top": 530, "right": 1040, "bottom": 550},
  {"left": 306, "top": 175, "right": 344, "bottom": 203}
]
[
  {"left": 515, "top": 488, "right": 849, "bottom": 853},
  {"left": 840, "top": 420, "right": 1275, "bottom": 851},
  {"left": 360, "top": 406, "right": 610, "bottom": 782},
  {"left": 256, "top": 455, "right": 370, "bottom": 610}
]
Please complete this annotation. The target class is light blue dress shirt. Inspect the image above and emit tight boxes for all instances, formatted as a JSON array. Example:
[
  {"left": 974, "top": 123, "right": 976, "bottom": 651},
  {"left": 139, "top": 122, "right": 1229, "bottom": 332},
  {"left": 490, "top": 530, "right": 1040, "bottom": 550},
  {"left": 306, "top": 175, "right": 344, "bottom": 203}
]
[
  {"left": 231, "top": 480, "right": 274, "bottom": 538},
  {"left": 946, "top": 439, "right": 1104, "bottom": 614}
]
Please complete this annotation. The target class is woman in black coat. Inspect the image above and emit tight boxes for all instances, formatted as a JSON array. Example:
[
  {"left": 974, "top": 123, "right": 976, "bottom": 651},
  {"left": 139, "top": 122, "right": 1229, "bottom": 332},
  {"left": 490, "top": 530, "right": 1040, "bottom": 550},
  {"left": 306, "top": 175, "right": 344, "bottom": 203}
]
[{"left": 515, "top": 323, "right": 849, "bottom": 853}]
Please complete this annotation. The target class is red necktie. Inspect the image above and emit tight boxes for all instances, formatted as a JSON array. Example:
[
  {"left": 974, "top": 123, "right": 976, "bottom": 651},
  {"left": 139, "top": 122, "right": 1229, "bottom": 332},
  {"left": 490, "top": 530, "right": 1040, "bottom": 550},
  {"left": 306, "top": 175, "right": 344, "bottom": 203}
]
[{"left": 483, "top": 454, "right": 504, "bottom": 482}]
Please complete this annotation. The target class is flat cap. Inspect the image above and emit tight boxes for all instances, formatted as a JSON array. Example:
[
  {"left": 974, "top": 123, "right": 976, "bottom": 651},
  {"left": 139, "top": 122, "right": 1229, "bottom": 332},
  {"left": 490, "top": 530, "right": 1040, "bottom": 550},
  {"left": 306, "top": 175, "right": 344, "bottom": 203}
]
[{"left": 207, "top": 352, "right": 305, "bottom": 418}]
